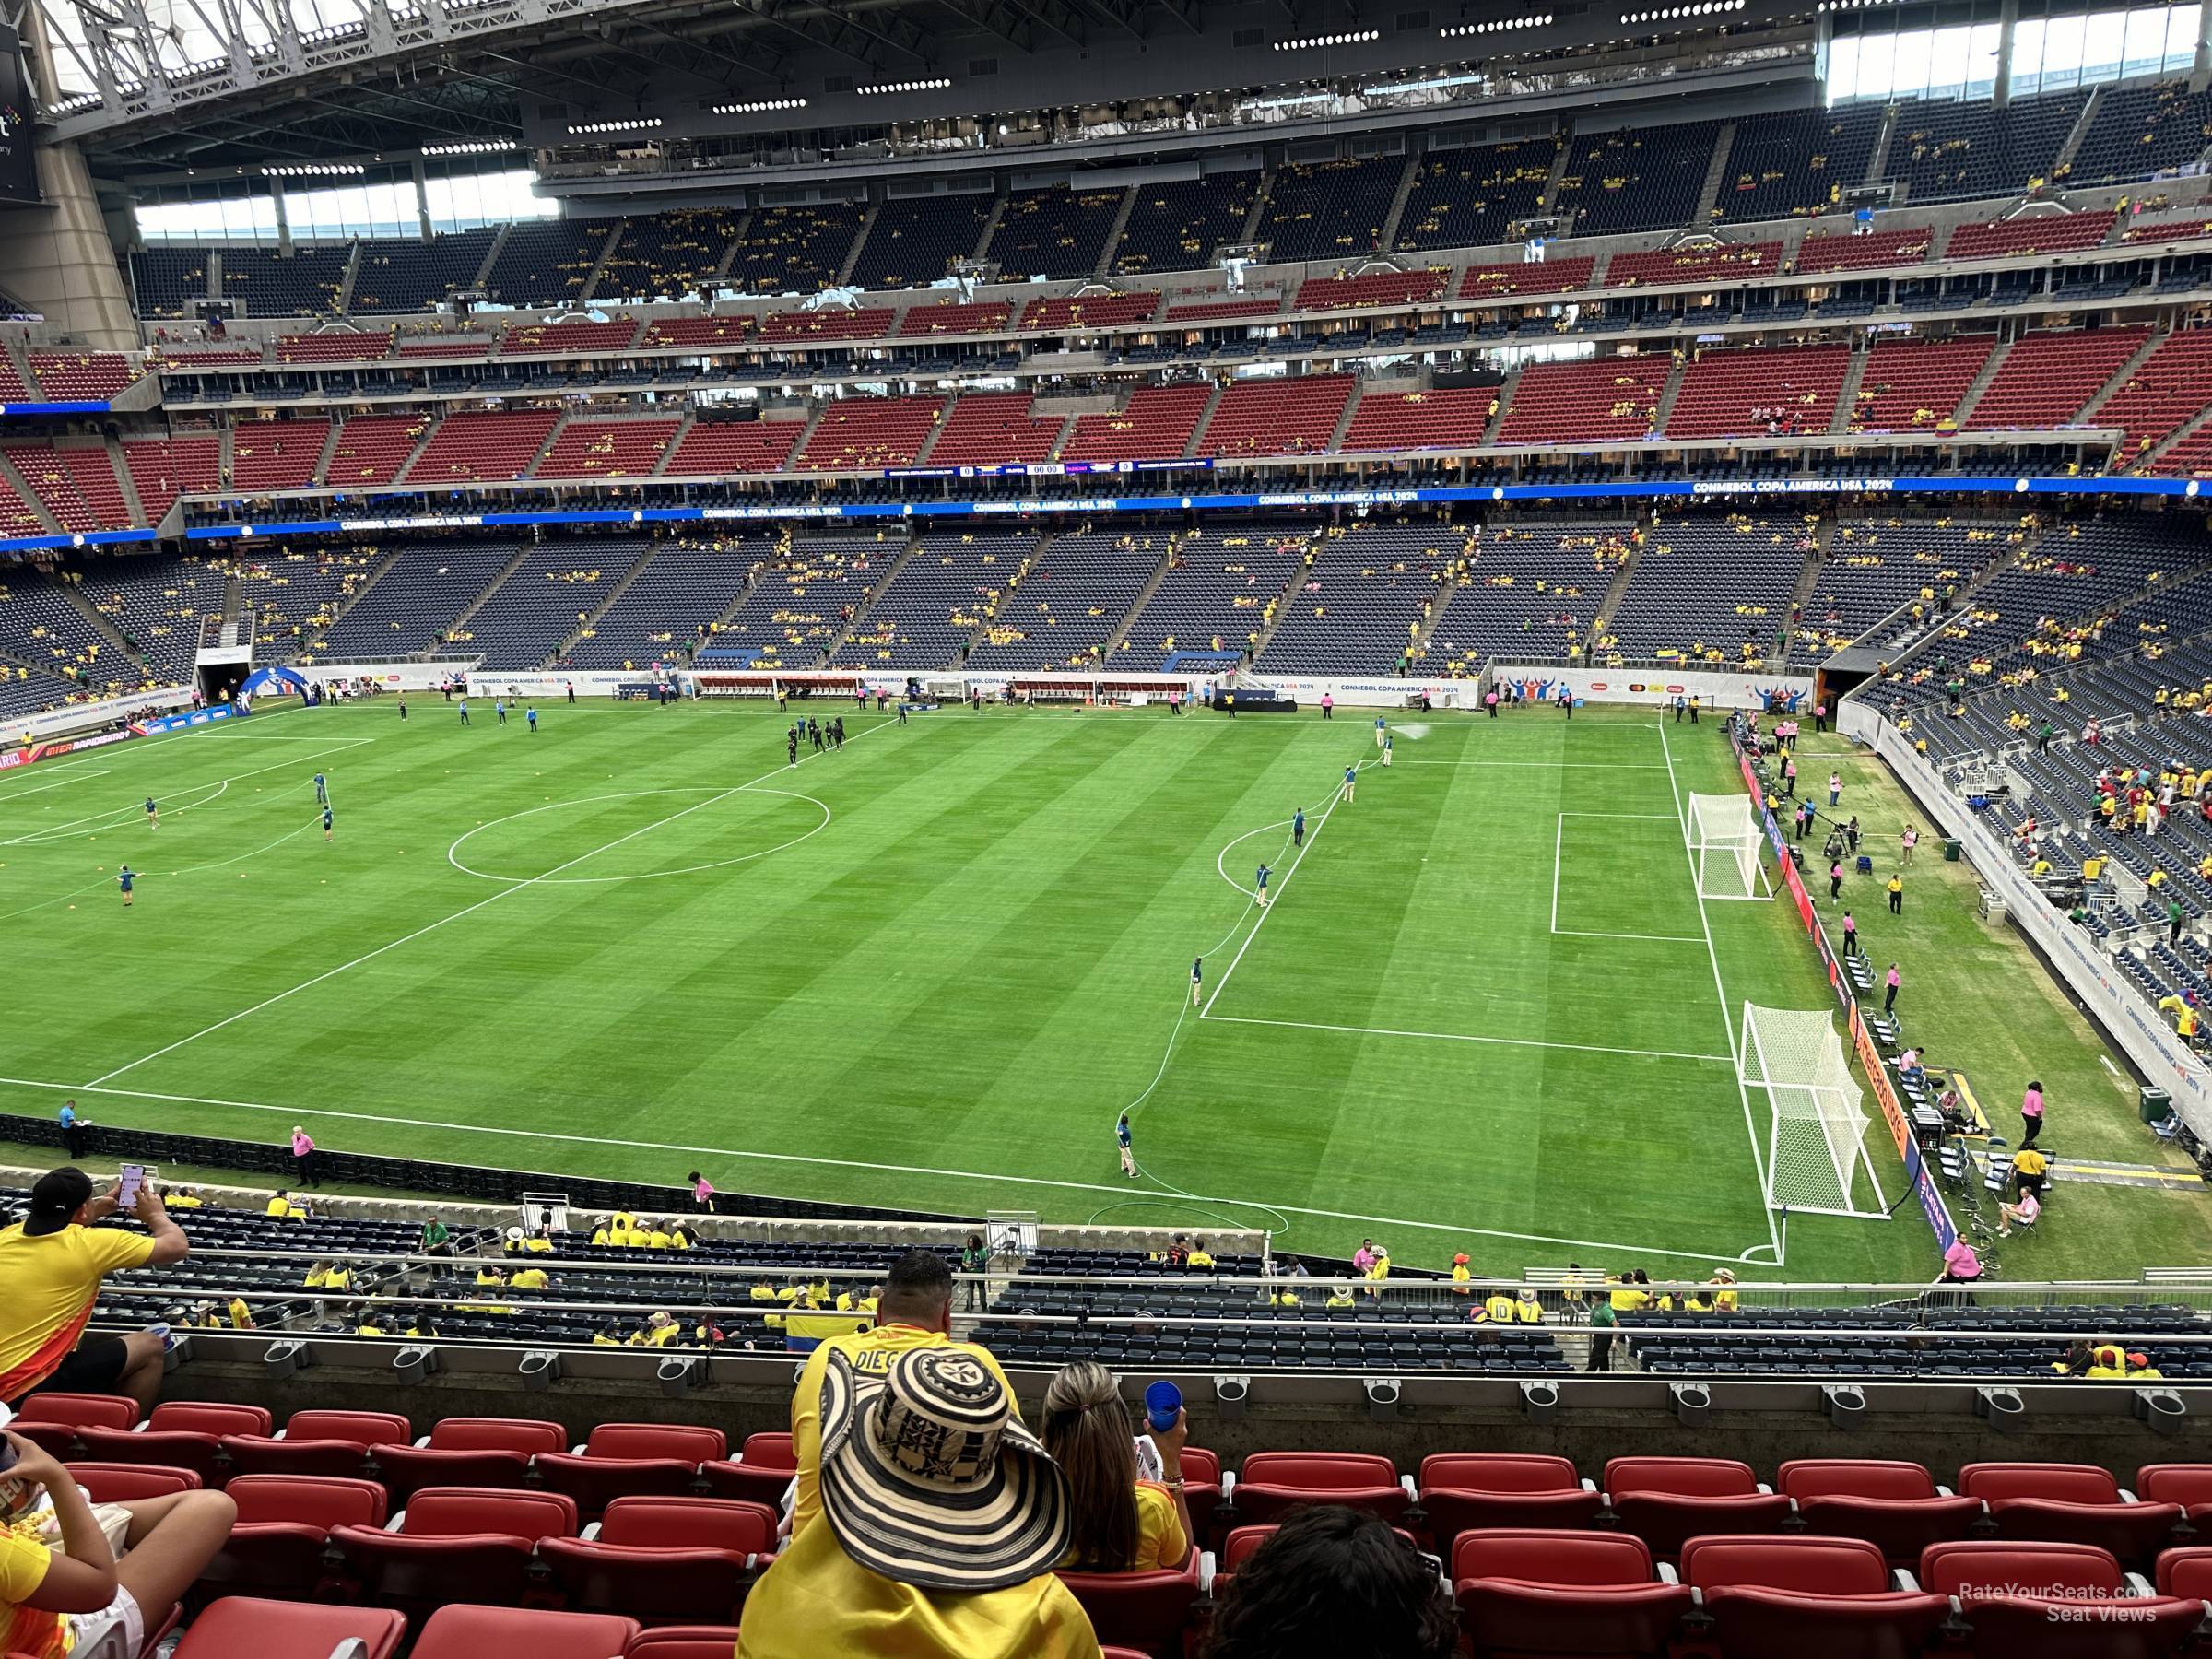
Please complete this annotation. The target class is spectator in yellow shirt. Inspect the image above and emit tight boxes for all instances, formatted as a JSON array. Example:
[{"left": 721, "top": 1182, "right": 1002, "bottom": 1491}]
[
  {"left": 1041, "top": 1361, "right": 1193, "bottom": 1572},
  {"left": 509, "top": 1265, "right": 549, "bottom": 1292}
]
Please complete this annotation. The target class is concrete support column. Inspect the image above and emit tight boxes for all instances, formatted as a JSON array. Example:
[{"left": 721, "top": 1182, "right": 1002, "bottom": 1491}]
[
  {"left": 412, "top": 159, "right": 432, "bottom": 241},
  {"left": 0, "top": 141, "right": 139, "bottom": 346},
  {"left": 273, "top": 178, "right": 293, "bottom": 254},
  {"left": 1994, "top": 0, "right": 2018, "bottom": 107}
]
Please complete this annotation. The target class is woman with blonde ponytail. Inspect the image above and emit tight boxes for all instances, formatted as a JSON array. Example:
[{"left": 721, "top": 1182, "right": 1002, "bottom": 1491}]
[{"left": 1041, "top": 1361, "right": 1194, "bottom": 1571}]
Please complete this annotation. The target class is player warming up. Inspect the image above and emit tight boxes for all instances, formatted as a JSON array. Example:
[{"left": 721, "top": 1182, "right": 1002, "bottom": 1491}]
[
  {"left": 527, "top": 706, "right": 538, "bottom": 734},
  {"left": 1190, "top": 956, "right": 1204, "bottom": 1007},
  {"left": 118, "top": 865, "right": 135, "bottom": 907},
  {"left": 1341, "top": 764, "right": 1357, "bottom": 803},
  {"left": 458, "top": 697, "right": 471, "bottom": 726},
  {"left": 323, "top": 804, "right": 335, "bottom": 843},
  {"left": 1256, "top": 862, "right": 1272, "bottom": 906},
  {"left": 1292, "top": 806, "right": 1305, "bottom": 848},
  {"left": 144, "top": 796, "right": 158, "bottom": 829},
  {"left": 313, "top": 772, "right": 328, "bottom": 806},
  {"left": 1117, "top": 1112, "right": 1135, "bottom": 1178}
]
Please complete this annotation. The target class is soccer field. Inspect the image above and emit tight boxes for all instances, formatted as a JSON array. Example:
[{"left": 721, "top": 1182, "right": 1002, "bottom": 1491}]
[{"left": 0, "top": 697, "right": 2010, "bottom": 1277}]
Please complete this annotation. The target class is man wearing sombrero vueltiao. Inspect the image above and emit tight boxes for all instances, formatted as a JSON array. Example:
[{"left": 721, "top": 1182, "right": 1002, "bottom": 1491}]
[{"left": 736, "top": 1345, "right": 1100, "bottom": 1658}]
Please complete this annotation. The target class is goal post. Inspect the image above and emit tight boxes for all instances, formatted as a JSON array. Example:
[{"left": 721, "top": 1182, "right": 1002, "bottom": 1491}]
[
  {"left": 1687, "top": 792, "right": 1762, "bottom": 900},
  {"left": 1740, "top": 1003, "right": 1890, "bottom": 1220}
]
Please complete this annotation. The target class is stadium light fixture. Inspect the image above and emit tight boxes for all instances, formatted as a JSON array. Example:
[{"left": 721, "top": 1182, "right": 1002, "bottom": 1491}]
[
  {"left": 713, "top": 97, "right": 808, "bottom": 113},
  {"left": 1274, "top": 28, "right": 1381, "bottom": 49},
  {"left": 855, "top": 76, "right": 952, "bottom": 94},
  {"left": 1439, "top": 14, "right": 1552, "bottom": 35},
  {"left": 421, "top": 140, "right": 522, "bottom": 156},
  {"left": 261, "top": 163, "right": 367, "bottom": 176},
  {"left": 566, "top": 117, "right": 665, "bottom": 135},
  {"left": 1620, "top": 0, "right": 1744, "bottom": 19}
]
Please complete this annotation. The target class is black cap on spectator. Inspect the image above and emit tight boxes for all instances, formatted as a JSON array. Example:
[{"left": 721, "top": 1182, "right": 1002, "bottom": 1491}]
[{"left": 26, "top": 1168, "right": 93, "bottom": 1236}]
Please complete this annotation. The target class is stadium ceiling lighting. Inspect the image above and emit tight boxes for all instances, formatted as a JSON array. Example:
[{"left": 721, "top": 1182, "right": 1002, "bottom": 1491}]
[
  {"left": 1620, "top": 0, "right": 1743, "bottom": 18},
  {"left": 1439, "top": 14, "right": 1551, "bottom": 34},
  {"left": 566, "top": 117, "right": 665, "bottom": 135},
  {"left": 1274, "top": 28, "right": 1381, "bottom": 48},
  {"left": 854, "top": 77, "right": 951, "bottom": 94},
  {"left": 713, "top": 97, "right": 808, "bottom": 113},
  {"left": 421, "top": 140, "right": 521, "bottom": 156},
  {"left": 260, "top": 162, "right": 366, "bottom": 176}
]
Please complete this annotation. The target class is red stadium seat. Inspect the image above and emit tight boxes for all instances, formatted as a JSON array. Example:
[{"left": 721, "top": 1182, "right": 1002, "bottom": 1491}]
[
  {"left": 370, "top": 1417, "right": 566, "bottom": 1504},
  {"left": 200, "top": 1475, "right": 390, "bottom": 1603},
  {"left": 1777, "top": 1458, "right": 1985, "bottom": 1565},
  {"left": 624, "top": 1630, "right": 745, "bottom": 1659},
  {"left": 540, "top": 1497, "right": 777, "bottom": 1626},
  {"left": 1452, "top": 1527, "right": 1692, "bottom": 1657},
  {"left": 1680, "top": 1534, "right": 1950, "bottom": 1659},
  {"left": 1602, "top": 1456, "right": 1792, "bottom": 1559},
  {"left": 223, "top": 1410, "right": 411, "bottom": 1481},
  {"left": 1957, "top": 1463, "right": 2183, "bottom": 1567},
  {"left": 331, "top": 1487, "right": 579, "bottom": 1617},
  {"left": 1056, "top": 1547, "right": 1201, "bottom": 1659},
  {"left": 1418, "top": 1453, "right": 1604, "bottom": 1553},
  {"left": 700, "top": 1430, "right": 797, "bottom": 1508},
  {"left": 171, "top": 1596, "right": 406, "bottom": 1659},
  {"left": 536, "top": 1424, "right": 724, "bottom": 1523},
  {"left": 14, "top": 1393, "right": 136, "bottom": 1453},
  {"left": 2138, "top": 1464, "right": 2212, "bottom": 1519},
  {"left": 78, "top": 1402, "right": 275, "bottom": 1486},
  {"left": 1921, "top": 1540, "right": 2202, "bottom": 1659},
  {"left": 1227, "top": 1452, "right": 1411, "bottom": 1528},
  {"left": 64, "top": 1463, "right": 202, "bottom": 1501},
  {"left": 410, "top": 1606, "right": 641, "bottom": 1659}
]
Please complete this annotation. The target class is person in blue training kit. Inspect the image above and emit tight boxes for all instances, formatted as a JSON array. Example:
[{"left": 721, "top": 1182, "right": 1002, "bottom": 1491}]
[
  {"left": 526, "top": 706, "right": 538, "bottom": 734},
  {"left": 1382, "top": 733, "right": 1394, "bottom": 767},
  {"left": 144, "top": 796, "right": 158, "bottom": 829},
  {"left": 1116, "top": 1112, "right": 1135, "bottom": 1178},
  {"left": 1256, "top": 862, "right": 1272, "bottom": 907},
  {"left": 1341, "top": 764, "right": 1357, "bottom": 803},
  {"left": 495, "top": 698, "right": 508, "bottom": 726},
  {"left": 1190, "top": 956, "right": 1204, "bottom": 1007},
  {"left": 1374, "top": 713, "right": 1387, "bottom": 749},
  {"left": 118, "top": 864, "right": 135, "bottom": 907},
  {"left": 458, "top": 697, "right": 471, "bottom": 726},
  {"left": 323, "top": 804, "right": 335, "bottom": 843},
  {"left": 313, "top": 772, "right": 327, "bottom": 806},
  {"left": 1292, "top": 806, "right": 1305, "bottom": 849}
]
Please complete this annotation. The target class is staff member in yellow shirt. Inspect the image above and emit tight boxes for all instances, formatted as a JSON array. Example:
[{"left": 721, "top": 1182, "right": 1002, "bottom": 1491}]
[
  {"left": 0, "top": 1169, "right": 190, "bottom": 1411},
  {"left": 788, "top": 1251, "right": 1016, "bottom": 1538}
]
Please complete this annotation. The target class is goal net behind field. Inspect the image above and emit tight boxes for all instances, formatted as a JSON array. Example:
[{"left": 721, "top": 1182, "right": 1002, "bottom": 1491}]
[
  {"left": 1688, "top": 792, "right": 1762, "bottom": 900},
  {"left": 1741, "top": 1003, "right": 1889, "bottom": 1219}
]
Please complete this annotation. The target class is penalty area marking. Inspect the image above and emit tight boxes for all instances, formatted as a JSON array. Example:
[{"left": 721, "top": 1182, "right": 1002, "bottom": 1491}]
[
  {"left": 0, "top": 1072, "right": 1769, "bottom": 1266},
  {"left": 1199, "top": 1011, "right": 1735, "bottom": 1066},
  {"left": 447, "top": 786, "right": 831, "bottom": 886},
  {"left": 0, "top": 766, "right": 110, "bottom": 806},
  {"left": 1552, "top": 811, "right": 1709, "bottom": 943}
]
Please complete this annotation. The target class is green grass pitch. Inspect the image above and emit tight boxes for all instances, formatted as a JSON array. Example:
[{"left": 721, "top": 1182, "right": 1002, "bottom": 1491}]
[{"left": 3, "top": 696, "right": 2205, "bottom": 1283}]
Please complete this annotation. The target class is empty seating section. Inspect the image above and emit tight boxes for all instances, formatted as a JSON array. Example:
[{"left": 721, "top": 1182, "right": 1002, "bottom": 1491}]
[
  {"left": 895, "top": 300, "right": 1011, "bottom": 338},
  {"left": 965, "top": 529, "right": 1169, "bottom": 670},
  {"left": 274, "top": 331, "right": 391, "bottom": 365},
  {"left": 2090, "top": 329, "right": 2212, "bottom": 466},
  {"left": 568, "top": 537, "right": 761, "bottom": 668},
  {"left": 314, "top": 544, "right": 522, "bottom": 659},
  {"left": 123, "top": 437, "right": 221, "bottom": 522},
  {"left": 221, "top": 244, "right": 350, "bottom": 316},
  {"left": 1794, "top": 227, "right": 1935, "bottom": 274},
  {"left": 1849, "top": 336, "right": 1994, "bottom": 432},
  {"left": 535, "top": 418, "right": 679, "bottom": 480},
  {"left": 0, "top": 472, "right": 50, "bottom": 537},
  {"left": 713, "top": 535, "right": 886, "bottom": 670},
  {"left": 1496, "top": 357, "right": 1665, "bottom": 446},
  {"left": 27, "top": 351, "right": 140, "bottom": 401},
  {"left": 79, "top": 555, "right": 215, "bottom": 678},
  {"left": 2066, "top": 77, "right": 2212, "bottom": 186},
  {"left": 796, "top": 396, "right": 943, "bottom": 470},
  {"left": 1338, "top": 386, "right": 1495, "bottom": 453},
  {"left": 1257, "top": 521, "right": 1454, "bottom": 674},
  {"left": 1964, "top": 327, "right": 2147, "bottom": 430},
  {"left": 1886, "top": 89, "right": 2088, "bottom": 203},
  {"left": 1394, "top": 138, "right": 1557, "bottom": 253},
  {"left": 1425, "top": 520, "right": 1630, "bottom": 672},
  {"left": 1163, "top": 298, "right": 1283, "bottom": 323},
  {"left": 1255, "top": 157, "right": 1406, "bottom": 263},
  {"left": 1458, "top": 255, "right": 1594, "bottom": 300},
  {"left": 1061, "top": 385, "right": 1212, "bottom": 464},
  {"left": 986, "top": 187, "right": 1125, "bottom": 280},
  {"left": 229, "top": 420, "right": 333, "bottom": 493},
  {"left": 757, "top": 308, "right": 895, "bottom": 345},
  {"left": 0, "top": 569, "right": 133, "bottom": 691},
  {"left": 239, "top": 548, "right": 383, "bottom": 659},
  {"left": 660, "top": 418, "right": 803, "bottom": 478},
  {"left": 1295, "top": 270, "right": 1446, "bottom": 312},
  {"left": 349, "top": 229, "right": 498, "bottom": 312},
  {"left": 1196, "top": 374, "right": 1353, "bottom": 458},
  {"left": 444, "top": 548, "right": 621, "bottom": 670},
  {"left": 1667, "top": 344, "right": 1849, "bottom": 439},
  {"left": 0, "top": 350, "right": 29, "bottom": 402},
  {"left": 643, "top": 316, "right": 754, "bottom": 351},
  {"left": 723, "top": 203, "right": 865, "bottom": 294},
  {"left": 129, "top": 247, "right": 210, "bottom": 317},
  {"left": 2154, "top": 417, "right": 2212, "bottom": 475},
  {"left": 925, "top": 393, "right": 1065, "bottom": 467},
  {"left": 483, "top": 220, "right": 608, "bottom": 308},
  {"left": 830, "top": 531, "right": 1028, "bottom": 667},
  {"left": 1608, "top": 241, "right": 1781, "bottom": 287},
  {"left": 402, "top": 410, "right": 559, "bottom": 485},
  {"left": 1946, "top": 209, "right": 2116, "bottom": 260},
  {"left": 5, "top": 446, "right": 131, "bottom": 531},
  {"left": 1605, "top": 513, "right": 1811, "bottom": 663},
  {"left": 847, "top": 194, "right": 992, "bottom": 290},
  {"left": 500, "top": 320, "right": 641, "bottom": 357},
  {"left": 1021, "top": 292, "right": 1159, "bottom": 332},
  {"left": 595, "top": 211, "right": 741, "bottom": 301},
  {"left": 1922, "top": 516, "right": 2201, "bottom": 677},
  {"left": 1555, "top": 122, "right": 1721, "bottom": 235},
  {"left": 324, "top": 416, "right": 431, "bottom": 488},
  {"left": 1714, "top": 105, "right": 1886, "bottom": 221},
  {"left": 1112, "top": 170, "right": 1263, "bottom": 276},
  {"left": 1800, "top": 519, "right": 2020, "bottom": 653}
]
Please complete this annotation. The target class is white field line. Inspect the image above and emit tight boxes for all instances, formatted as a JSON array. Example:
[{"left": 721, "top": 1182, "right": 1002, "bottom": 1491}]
[
  {"left": 1554, "top": 929, "right": 1707, "bottom": 943},
  {"left": 0, "top": 767, "right": 110, "bottom": 805},
  {"left": 1658, "top": 722, "right": 1783, "bottom": 1264},
  {"left": 81, "top": 721, "right": 887, "bottom": 1088},
  {"left": 2, "top": 738, "right": 374, "bottom": 845},
  {"left": 1199, "top": 1011, "right": 1735, "bottom": 1065},
  {"left": 1401, "top": 760, "right": 1670, "bottom": 770},
  {"left": 0, "top": 1073, "right": 1761, "bottom": 1265},
  {"left": 1552, "top": 812, "right": 1709, "bottom": 941}
]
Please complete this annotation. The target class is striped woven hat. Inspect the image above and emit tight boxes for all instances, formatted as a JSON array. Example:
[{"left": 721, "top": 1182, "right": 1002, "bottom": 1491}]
[{"left": 816, "top": 1345, "right": 1070, "bottom": 1593}]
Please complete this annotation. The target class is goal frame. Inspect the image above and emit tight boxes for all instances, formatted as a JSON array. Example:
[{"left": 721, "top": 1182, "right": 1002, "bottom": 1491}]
[
  {"left": 1687, "top": 792, "right": 1763, "bottom": 900},
  {"left": 1740, "top": 1003, "right": 1891, "bottom": 1221}
]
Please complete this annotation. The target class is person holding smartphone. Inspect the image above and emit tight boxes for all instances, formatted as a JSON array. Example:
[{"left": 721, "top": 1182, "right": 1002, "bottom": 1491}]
[
  {"left": 0, "top": 1170, "right": 191, "bottom": 1412},
  {"left": 0, "top": 1415, "right": 234, "bottom": 1658}
]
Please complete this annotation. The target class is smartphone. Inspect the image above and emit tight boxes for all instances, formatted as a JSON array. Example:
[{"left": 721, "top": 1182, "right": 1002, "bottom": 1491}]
[{"left": 116, "top": 1164, "right": 146, "bottom": 1207}]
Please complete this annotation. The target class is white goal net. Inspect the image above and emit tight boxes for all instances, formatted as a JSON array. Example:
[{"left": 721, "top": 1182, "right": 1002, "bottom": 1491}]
[
  {"left": 1687, "top": 793, "right": 1762, "bottom": 900},
  {"left": 1740, "top": 1003, "right": 1889, "bottom": 1220}
]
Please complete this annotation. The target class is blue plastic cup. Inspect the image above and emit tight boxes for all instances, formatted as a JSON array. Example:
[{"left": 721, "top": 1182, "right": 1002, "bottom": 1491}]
[{"left": 1144, "top": 1380, "right": 1182, "bottom": 1433}]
